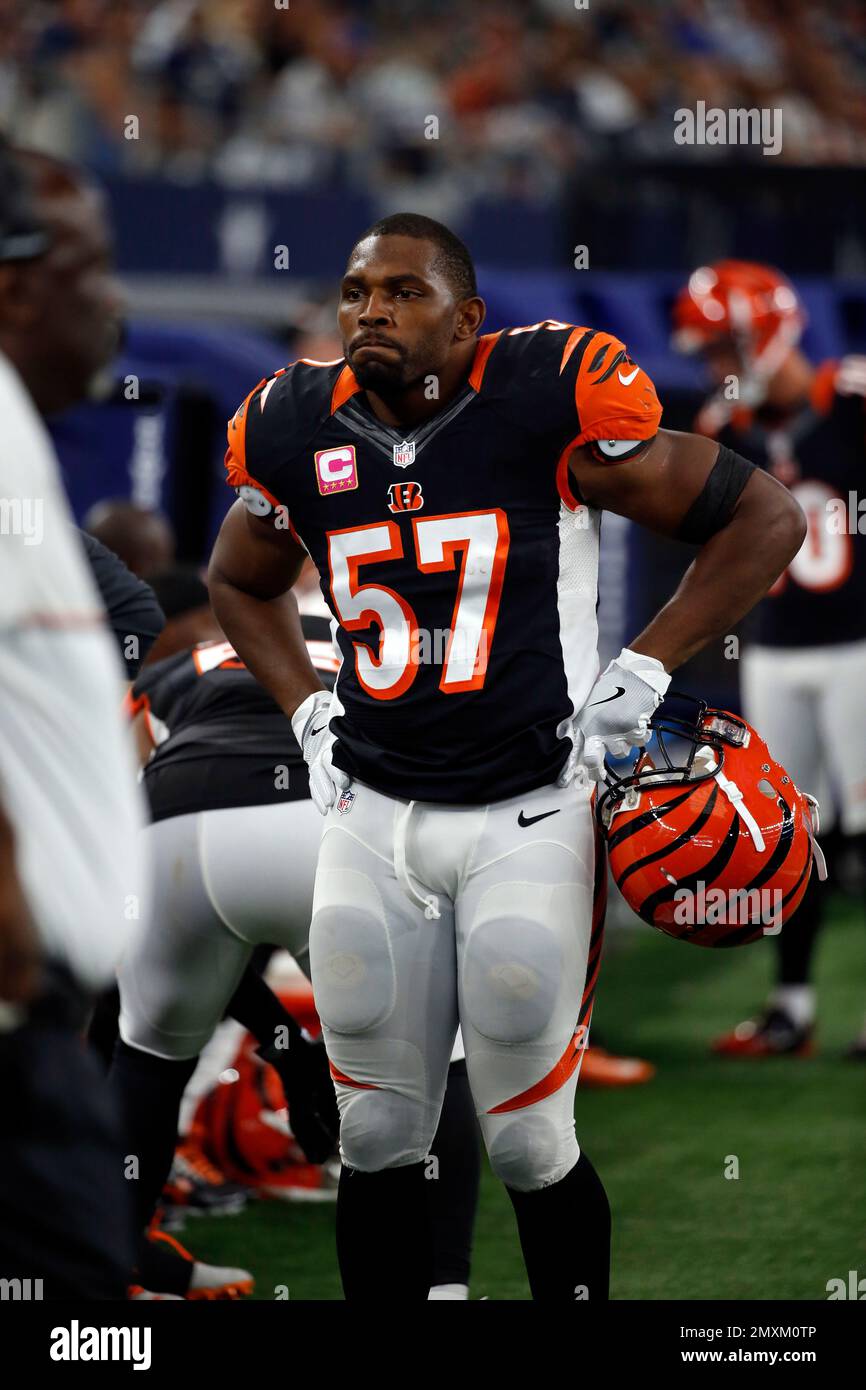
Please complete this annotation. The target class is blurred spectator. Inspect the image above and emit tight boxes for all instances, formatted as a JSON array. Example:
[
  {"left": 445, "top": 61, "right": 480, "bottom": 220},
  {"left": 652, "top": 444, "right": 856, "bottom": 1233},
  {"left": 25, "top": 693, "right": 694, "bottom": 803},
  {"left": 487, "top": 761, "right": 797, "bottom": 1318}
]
[
  {"left": 83, "top": 498, "right": 176, "bottom": 578},
  {"left": 0, "top": 0, "right": 862, "bottom": 207}
]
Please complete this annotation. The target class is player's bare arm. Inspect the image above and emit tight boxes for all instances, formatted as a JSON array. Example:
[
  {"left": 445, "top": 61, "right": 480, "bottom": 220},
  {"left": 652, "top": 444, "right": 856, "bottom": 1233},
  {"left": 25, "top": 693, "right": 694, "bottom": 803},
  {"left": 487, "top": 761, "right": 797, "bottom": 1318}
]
[
  {"left": 208, "top": 499, "right": 324, "bottom": 720},
  {"left": 568, "top": 427, "right": 807, "bottom": 671},
  {"left": 210, "top": 501, "right": 348, "bottom": 815}
]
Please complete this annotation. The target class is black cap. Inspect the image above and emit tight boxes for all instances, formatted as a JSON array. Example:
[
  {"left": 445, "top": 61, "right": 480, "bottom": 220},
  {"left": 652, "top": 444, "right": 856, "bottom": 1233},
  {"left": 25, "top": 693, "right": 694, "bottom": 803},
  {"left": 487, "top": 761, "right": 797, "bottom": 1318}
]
[{"left": 0, "top": 139, "right": 51, "bottom": 263}]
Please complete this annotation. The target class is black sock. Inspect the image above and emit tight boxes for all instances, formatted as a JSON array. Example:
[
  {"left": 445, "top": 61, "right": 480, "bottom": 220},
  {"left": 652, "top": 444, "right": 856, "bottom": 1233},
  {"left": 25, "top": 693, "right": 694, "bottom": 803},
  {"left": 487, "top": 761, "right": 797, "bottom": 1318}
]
[
  {"left": 428, "top": 1060, "right": 480, "bottom": 1288},
  {"left": 507, "top": 1150, "right": 611, "bottom": 1302},
  {"left": 136, "top": 1234, "right": 193, "bottom": 1297},
  {"left": 777, "top": 868, "right": 826, "bottom": 986},
  {"left": 336, "top": 1161, "right": 433, "bottom": 1301},
  {"left": 86, "top": 982, "right": 120, "bottom": 1071},
  {"left": 109, "top": 1040, "right": 198, "bottom": 1238},
  {"left": 227, "top": 964, "right": 296, "bottom": 1047}
]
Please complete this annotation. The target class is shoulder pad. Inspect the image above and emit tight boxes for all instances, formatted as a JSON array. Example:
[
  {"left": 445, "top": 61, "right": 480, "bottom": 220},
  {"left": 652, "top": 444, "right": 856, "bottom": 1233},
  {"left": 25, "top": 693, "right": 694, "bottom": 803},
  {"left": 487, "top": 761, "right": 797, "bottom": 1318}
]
[
  {"left": 225, "top": 359, "right": 346, "bottom": 507},
  {"left": 474, "top": 323, "right": 661, "bottom": 457}
]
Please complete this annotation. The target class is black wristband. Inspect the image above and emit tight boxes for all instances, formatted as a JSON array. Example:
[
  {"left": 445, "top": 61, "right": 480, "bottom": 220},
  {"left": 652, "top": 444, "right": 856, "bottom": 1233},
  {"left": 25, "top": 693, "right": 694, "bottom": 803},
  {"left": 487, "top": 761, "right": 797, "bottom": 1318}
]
[{"left": 675, "top": 445, "right": 755, "bottom": 545}]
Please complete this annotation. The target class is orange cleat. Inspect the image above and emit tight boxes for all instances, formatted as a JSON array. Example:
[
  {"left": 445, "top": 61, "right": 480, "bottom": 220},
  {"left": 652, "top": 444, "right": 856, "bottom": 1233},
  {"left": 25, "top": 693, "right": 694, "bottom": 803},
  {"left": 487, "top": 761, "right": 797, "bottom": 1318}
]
[
  {"left": 711, "top": 1007, "right": 815, "bottom": 1057},
  {"left": 128, "top": 1287, "right": 183, "bottom": 1300},
  {"left": 162, "top": 1137, "right": 248, "bottom": 1217},
  {"left": 141, "top": 1227, "right": 254, "bottom": 1301},
  {"left": 579, "top": 1045, "right": 656, "bottom": 1087}
]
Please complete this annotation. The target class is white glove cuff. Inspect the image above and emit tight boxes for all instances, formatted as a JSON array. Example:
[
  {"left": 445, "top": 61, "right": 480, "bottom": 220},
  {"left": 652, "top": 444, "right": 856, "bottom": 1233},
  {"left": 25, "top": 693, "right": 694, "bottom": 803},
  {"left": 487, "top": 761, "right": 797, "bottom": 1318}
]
[
  {"left": 616, "top": 647, "right": 671, "bottom": 698},
  {"left": 291, "top": 689, "right": 330, "bottom": 748}
]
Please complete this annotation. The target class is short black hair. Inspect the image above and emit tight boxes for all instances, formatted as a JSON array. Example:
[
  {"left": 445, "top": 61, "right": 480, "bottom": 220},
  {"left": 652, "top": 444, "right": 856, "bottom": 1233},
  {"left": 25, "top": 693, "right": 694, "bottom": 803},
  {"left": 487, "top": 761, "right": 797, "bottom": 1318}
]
[
  {"left": 350, "top": 213, "right": 477, "bottom": 300},
  {"left": 147, "top": 566, "right": 210, "bottom": 621}
]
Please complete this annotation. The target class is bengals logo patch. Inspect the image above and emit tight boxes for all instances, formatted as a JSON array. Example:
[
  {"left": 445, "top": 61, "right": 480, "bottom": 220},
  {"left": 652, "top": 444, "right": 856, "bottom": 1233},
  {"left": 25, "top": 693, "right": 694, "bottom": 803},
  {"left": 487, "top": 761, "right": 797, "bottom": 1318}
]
[{"left": 387, "top": 481, "right": 424, "bottom": 513}]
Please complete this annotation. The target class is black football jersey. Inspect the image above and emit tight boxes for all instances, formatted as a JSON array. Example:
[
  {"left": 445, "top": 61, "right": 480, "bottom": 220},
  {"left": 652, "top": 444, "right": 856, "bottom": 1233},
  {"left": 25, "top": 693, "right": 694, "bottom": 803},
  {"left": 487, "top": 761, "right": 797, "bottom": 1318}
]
[
  {"left": 716, "top": 358, "right": 866, "bottom": 648},
  {"left": 130, "top": 613, "right": 337, "bottom": 822},
  {"left": 79, "top": 530, "right": 165, "bottom": 677},
  {"left": 225, "top": 324, "right": 662, "bottom": 803}
]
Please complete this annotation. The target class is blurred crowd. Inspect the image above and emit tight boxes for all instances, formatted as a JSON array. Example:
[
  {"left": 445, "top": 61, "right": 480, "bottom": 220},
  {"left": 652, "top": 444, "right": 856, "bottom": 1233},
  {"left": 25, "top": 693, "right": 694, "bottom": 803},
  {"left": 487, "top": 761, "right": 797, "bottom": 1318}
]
[{"left": 2, "top": 0, "right": 865, "bottom": 216}]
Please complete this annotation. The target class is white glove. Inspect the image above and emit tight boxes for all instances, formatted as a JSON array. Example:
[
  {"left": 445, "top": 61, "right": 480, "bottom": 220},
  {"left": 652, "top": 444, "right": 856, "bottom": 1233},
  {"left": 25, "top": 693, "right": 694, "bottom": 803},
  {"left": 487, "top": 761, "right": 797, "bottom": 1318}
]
[
  {"left": 291, "top": 689, "right": 351, "bottom": 815},
  {"left": 558, "top": 647, "right": 671, "bottom": 787}
]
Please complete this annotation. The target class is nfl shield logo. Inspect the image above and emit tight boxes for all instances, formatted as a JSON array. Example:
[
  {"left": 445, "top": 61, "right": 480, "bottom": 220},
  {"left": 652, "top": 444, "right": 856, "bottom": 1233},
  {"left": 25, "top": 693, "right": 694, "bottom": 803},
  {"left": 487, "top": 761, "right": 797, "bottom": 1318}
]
[
  {"left": 337, "top": 788, "right": 356, "bottom": 815},
  {"left": 393, "top": 439, "right": 415, "bottom": 469}
]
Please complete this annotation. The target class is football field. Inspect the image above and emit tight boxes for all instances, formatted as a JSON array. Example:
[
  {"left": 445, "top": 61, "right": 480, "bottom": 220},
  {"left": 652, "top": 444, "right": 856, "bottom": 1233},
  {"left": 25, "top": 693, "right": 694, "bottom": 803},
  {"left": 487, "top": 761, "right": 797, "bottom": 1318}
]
[{"left": 187, "top": 893, "right": 865, "bottom": 1301}]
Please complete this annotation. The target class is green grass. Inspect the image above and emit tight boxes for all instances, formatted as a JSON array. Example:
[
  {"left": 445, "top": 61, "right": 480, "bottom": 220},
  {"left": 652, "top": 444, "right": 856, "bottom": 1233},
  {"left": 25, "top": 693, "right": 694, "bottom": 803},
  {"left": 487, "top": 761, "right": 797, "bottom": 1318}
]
[{"left": 183, "top": 895, "right": 866, "bottom": 1300}]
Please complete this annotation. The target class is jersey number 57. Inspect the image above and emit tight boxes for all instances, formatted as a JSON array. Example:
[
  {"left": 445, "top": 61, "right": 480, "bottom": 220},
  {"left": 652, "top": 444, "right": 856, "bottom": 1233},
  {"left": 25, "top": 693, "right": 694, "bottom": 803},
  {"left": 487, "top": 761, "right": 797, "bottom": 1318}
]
[{"left": 326, "top": 510, "right": 510, "bottom": 699}]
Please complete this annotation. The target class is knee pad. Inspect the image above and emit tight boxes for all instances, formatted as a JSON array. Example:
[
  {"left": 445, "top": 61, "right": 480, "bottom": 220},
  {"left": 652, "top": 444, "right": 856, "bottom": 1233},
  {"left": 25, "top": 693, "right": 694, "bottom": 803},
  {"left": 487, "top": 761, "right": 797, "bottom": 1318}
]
[
  {"left": 462, "top": 888, "right": 565, "bottom": 1044},
  {"left": 310, "top": 868, "right": 396, "bottom": 1034},
  {"left": 483, "top": 1111, "right": 580, "bottom": 1192},
  {"left": 338, "top": 1088, "right": 432, "bottom": 1172}
]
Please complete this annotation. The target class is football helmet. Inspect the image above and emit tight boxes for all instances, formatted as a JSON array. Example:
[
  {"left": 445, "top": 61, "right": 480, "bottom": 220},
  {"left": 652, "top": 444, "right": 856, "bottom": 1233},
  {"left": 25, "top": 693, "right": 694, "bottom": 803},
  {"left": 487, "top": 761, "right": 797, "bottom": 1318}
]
[
  {"left": 194, "top": 1027, "right": 337, "bottom": 1200},
  {"left": 597, "top": 696, "right": 826, "bottom": 947},
  {"left": 671, "top": 260, "right": 805, "bottom": 428}
]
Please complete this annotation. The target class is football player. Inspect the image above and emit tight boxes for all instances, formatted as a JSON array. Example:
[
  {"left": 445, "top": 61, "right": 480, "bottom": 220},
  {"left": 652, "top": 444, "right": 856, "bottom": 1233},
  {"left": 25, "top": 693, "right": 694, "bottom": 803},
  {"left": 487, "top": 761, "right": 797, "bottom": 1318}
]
[
  {"left": 209, "top": 214, "right": 805, "bottom": 1301},
  {"left": 74, "top": 538, "right": 265, "bottom": 1297},
  {"left": 673, "top": 261, "right": 866, "bottom": 1057},
  {"left": 114, "top": 570, "right": 481, "bottom": 1299}
]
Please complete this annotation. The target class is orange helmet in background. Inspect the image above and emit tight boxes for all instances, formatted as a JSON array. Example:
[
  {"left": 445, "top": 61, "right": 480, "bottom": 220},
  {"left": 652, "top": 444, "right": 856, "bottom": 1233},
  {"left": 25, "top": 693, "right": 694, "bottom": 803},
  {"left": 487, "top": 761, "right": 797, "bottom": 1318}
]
[
  {"left": 672, "top": 260, "right": 806, "bottom": 428},
  {"left": 597, "top": 696, "right": 825, "bottom": 947}
]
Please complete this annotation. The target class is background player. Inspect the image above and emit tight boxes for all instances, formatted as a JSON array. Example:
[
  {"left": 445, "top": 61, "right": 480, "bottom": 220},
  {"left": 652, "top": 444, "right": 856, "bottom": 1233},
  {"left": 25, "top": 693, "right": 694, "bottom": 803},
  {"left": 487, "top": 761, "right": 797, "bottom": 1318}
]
[
  {"left": 116, "top": 573, "right": 481, "bottom": 1299},
  {"left": 0, "top": 142, "right": 146, "bottom": 1298},
  {"left": 209, "top": 214, "right": 805, "bottom": 1301},
  {"left": 673, "top": 261, "right": 866, "bottom": 1057}
]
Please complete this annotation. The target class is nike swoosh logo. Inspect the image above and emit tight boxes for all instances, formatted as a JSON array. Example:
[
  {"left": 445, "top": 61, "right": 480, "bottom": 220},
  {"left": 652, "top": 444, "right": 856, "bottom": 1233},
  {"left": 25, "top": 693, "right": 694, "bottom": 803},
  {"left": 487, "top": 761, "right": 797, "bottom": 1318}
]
[
  {"left": 586, "top": 686, "right": 626, "bottom": 708},
  {"left": 618, "top": 366, "right": 639, "bottom": 386},
  {"left": 517, "top": 809, "right": 561, "bottom": 828},
  {"left": 310, "top": 725, "right": 326, "bottom": 736}
]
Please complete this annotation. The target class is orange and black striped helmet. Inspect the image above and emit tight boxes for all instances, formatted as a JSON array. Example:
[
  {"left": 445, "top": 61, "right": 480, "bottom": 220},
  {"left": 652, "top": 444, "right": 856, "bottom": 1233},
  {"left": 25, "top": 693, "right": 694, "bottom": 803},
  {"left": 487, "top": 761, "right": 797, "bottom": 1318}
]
[{"left": 597, "top": 696, "right": 825, "bottom": 947}]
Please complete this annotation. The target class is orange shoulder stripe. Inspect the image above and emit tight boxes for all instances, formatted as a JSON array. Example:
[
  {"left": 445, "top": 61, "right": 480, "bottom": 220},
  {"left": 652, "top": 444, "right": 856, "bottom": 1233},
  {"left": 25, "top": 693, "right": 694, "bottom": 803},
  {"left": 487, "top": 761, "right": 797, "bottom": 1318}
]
[
  {"left": 559, "top": 325, "right": 590, "bottom": 374},
  {"left": 330, "top": 363, "right": 361, "bottom": 414},
  {"left": 469, "top": 332, "right": 502, "bottom": 391},
  {"left": 225, "top": 375, "right": 282, "bottom": 509},
  {"left": 227, "top": 378, "right": 268, "bottom": 477}
]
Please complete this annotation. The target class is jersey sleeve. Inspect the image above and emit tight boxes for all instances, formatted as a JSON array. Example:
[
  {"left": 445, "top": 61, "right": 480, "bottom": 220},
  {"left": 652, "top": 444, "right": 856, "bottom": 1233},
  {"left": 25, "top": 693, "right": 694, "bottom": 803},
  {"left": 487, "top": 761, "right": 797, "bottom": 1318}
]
[
  {"left": 127, "top": 650, "right": 197, "bottom": 747},
  {"left": 224, "top": 362, "right": 340, "bottom": 519},
  {"left": 224, "top": 374, "right": 284, "bottom": 516},
  {"left": 479, "top": 323, "right": 662, "bottom": 463},
  {"left": 566, "top": 329, "right": 662, "bottom": 461},
  {"left": 79, "top": 531, "right": 165, "bottom": 677}
]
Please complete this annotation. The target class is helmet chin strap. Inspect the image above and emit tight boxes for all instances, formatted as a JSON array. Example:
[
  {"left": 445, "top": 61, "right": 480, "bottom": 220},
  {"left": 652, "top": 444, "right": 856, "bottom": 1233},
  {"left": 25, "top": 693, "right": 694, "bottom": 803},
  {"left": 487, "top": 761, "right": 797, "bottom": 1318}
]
[
  {"left": 803, "top": 794, "right": 829, "bottom": 882},
  {"left": 714, "top": 771, "right": 766, "bottom": 853}
]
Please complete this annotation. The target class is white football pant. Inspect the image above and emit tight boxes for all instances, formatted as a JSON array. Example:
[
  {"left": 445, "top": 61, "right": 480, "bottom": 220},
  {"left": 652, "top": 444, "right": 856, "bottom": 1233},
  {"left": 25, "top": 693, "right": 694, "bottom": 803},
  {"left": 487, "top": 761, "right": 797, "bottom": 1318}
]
[
  {"left": 310, "top": 778, "right": 605, "bottom": 1193},
  {"left": 118, "top": 798, "right": 468, "bottom": 1067},
  {"left": 119, "top": 799, "right": 324, "bottom": 1060},
  {"left": 741, "top": 639, "right": 866, "bottom": 834}
]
